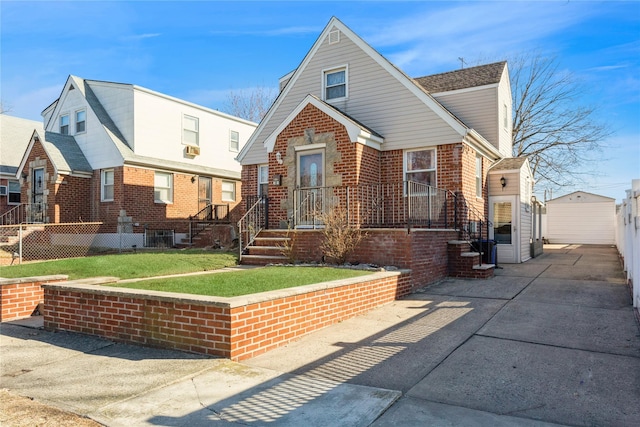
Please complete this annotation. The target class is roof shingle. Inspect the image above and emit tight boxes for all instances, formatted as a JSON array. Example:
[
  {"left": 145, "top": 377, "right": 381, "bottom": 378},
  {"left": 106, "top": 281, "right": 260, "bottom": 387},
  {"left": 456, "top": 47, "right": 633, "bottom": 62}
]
[{"left": 414, "top": 61, "right": 506, "bottom": 93}]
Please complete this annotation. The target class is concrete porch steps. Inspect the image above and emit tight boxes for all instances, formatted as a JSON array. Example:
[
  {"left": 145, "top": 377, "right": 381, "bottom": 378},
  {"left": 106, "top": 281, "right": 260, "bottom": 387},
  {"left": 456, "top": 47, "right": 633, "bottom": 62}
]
[{"left": 240, "top": 230, "right": 292, "bottom": 265}]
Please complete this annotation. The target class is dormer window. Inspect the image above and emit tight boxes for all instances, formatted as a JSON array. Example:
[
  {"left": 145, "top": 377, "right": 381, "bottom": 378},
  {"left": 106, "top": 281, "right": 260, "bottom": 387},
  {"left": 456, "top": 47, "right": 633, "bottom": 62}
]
[
  {"left": 60, "top": 114, "right": 69, "bottom": 135},
  {"left": 75, "top": 110, "right": 86, "bottom": 133},
  {"left": 324, "top": 67, "right": 347, "bottom": 100}
]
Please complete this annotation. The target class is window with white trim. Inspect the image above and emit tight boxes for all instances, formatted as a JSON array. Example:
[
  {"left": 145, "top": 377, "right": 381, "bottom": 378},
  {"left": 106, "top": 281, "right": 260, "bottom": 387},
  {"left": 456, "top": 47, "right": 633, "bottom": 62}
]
[
  {"left": 324, "top": 67, "right": 347, "bottom": 100},
  {"left": 503, "top": 104, "right": 508, "bottom": 129},
  {"left": 404, "top": 148, "right": 436, "bottom": 186},
  {"left": 60, "top": 114, "right": 69, "bottom": 135},
  {"left": 476, "top": 154, "right": 483, "bottom": 198},
  {"left": 101, "top": 169, "right": 114, "bottom": 201},
  {"left": 229, "top": 130, "right": 239, "bottom": 152},
  {"left": 258, "top": 164, "right": 268, "bottom": 197},
  {"left": 222, "top": 180, "right": 236, "bottom": 202},
  {"left": 8, "top": 181, "right": 20, "bottom": 205},
  {"left": 75, "top": 110, "right": 86, "bottom": 133},
  {"left": 182, "top": 115, "right": 199, "bottom": 146},
  {"left": 154, "top": 172, "right": 173, "bottom": 203}
]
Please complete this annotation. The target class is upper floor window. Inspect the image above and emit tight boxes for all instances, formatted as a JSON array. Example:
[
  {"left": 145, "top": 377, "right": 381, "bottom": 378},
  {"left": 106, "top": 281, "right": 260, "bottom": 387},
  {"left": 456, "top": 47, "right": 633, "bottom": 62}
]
[
  {"left": 60, "top": 114, "right": 69, "bottom": 135},
  {"left": 8, "top": 181, "right": 20, "bottom": 205},
  {"left": 101, "top": 169, "right": 114, "bottom": 201},
  {"left": 324, "top": 67, "right": 347, "bottom": 100},
  {"left": 75, "top": 110, "right": 86, "bottom": 133},
  {"left": 503, "top": 104, "right": 508, "bottom": 129},
  {"left": 229, "top": 130, "right": 239, "bottom": 152},
  {"left": 222, "top": 180, "right": 236, "bottom": 202},
  {"left": 183, "top": 115, "right": 199, "bottom": 146},
  {"left": 476, "top": 155, "right": 483, "bottom": 198},
  {"left": 154, "top": 172, "right": 173, "bottom": 204},
  {"left": 405, "top": 148, "right": 436, "bottom": 187}
]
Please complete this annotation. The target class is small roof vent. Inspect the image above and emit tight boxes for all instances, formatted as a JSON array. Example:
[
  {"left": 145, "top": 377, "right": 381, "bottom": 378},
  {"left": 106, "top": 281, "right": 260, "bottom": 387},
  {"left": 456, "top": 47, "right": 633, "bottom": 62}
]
[{"left": 329, "top": 29, "right": 340, "bottom": 45}]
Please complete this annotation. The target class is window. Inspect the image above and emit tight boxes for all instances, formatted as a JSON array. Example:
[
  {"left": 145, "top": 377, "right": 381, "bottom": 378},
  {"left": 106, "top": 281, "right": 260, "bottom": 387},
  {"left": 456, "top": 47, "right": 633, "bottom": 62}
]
[
  {"left": 405, "top": 148, "right": 436, "bottom": 186},
  {"left": 229, "top": 130, "right": 239, "bottom": 152},
  {"left": 222, "top": 180, "right": 236, "bottom": 202},
  {"left": 60, "top": 114, "right": 69, "bottom": 135},
  {"left": 75, "top": 110, "right": 86, "bottom": 133},
  {"left": 324, "top": 67, "right": 347, "bottom": 100},
  {"left": 503, "top": 104, "right": 508, "bottom": 129},
  {"left": 154, "top": 172, "right": 173, "bottom": 203},
  {"left": 8, "top": 181, "right": 20, "bottom": 204},
  {"left": 476, "top": 155, "right": 483, "bottom": 198},
  {"left": 183, "top": 115, "right": 199, "bottom": 146},
  {"left": 258, "top": 164, "right": 269, "bottom": 197},
  {"left": 101, "top": 169, "right": 114, "bottom": 201}
]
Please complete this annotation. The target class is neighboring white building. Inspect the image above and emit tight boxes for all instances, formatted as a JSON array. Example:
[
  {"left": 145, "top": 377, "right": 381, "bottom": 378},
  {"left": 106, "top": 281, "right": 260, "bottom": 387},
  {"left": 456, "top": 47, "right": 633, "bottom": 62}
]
[{"left": 545, "top": 191, "right": 616, "bottom": 245}]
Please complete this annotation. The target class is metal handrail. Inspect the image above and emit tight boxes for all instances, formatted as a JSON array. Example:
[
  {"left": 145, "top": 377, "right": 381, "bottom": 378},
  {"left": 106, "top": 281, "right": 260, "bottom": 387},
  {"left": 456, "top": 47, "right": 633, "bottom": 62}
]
[
  {"left": 0, "top": 203, "right": 47, "bottom": 225},
  {"left": 188, "top": 203, "right": 230, "bottom": 244},
  {"left": 237, "top": 196, "right": 267, "bottom": 261}
]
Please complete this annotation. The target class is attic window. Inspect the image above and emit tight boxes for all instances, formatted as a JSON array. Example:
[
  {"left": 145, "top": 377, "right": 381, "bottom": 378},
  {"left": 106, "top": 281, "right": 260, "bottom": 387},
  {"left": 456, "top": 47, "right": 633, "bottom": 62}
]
[
  {"left": 329, "top": 30, "right": 340, "bottom": 44},
  {"left": 324, "top": 67, "right": 347, "bottom": 100},
  {"left": 60, "top": 114, "right": 69, "bottom": 135}
]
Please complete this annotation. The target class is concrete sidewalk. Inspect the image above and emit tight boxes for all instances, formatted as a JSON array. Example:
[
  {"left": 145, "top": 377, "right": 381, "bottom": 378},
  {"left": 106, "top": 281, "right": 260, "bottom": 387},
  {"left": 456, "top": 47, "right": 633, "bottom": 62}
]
[{"left": 2, "top": 244, "right": 639, "bottom": 426}]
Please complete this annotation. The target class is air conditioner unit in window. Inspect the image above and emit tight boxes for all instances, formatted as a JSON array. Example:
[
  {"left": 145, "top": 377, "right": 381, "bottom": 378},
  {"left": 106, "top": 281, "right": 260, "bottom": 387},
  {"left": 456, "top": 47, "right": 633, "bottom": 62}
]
[
  {"left": 185, "top": 145, "right": 200, "bottom": 156},
  {"left": 0, "top": 185, "right": 7, "bottom": 196}
]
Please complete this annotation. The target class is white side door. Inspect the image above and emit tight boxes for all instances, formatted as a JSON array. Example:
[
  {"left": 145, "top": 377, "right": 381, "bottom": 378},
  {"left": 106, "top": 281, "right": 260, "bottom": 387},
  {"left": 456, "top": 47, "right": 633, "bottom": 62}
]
[{"left": 490, "top": 195, "right": 518, "bottom": 264}]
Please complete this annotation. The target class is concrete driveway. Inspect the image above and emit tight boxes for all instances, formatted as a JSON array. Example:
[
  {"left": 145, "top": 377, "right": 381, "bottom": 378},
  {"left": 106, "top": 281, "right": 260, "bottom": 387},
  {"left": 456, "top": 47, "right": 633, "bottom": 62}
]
[{"left": 1, "top": 244, "right": 639, "bottom": 426}]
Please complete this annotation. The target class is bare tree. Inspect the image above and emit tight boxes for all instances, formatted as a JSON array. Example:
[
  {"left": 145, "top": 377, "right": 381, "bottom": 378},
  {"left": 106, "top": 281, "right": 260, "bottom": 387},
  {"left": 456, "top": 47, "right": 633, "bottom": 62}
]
[
  {"left": 510, "top": 53, "right": 611, "bottom": 190},
  {"left": 0, "top": 100, "right": 12, "bottom": 114},
  {"left": 223, "top": 85, "right": 276, "bottom": 123}
]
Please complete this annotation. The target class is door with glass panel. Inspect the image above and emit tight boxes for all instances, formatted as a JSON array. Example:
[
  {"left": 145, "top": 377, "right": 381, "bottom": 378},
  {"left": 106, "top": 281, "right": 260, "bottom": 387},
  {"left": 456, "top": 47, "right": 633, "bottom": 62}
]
[
  {"left": 296, "top": 150, "right": 324, "bottom": 227},
  {"left": 490, "top": 196, "right": 518, "bottom": 263},
  {"left": 31, "top": 168, "right": 45, "bottom": 222},
  {"left": 198, "top": 176, "right": 212, "bottom": 218}
]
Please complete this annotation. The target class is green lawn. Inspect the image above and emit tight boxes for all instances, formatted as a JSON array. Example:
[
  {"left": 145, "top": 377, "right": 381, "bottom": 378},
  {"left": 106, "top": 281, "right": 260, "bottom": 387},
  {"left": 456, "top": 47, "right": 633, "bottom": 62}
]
[
  {"left": 0, "top": 250, "right": 239, "bottom": 280},
  {"left": 108, "top": 266, "right": 372, "bottom": 297}
]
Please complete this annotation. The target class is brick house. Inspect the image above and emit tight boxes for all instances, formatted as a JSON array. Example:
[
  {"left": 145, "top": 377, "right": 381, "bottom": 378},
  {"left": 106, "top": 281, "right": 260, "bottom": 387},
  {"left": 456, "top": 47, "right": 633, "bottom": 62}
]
[
  {"left": 9, "top": 76, "right": 257, "bottom": 248},
  {"left": 0, "top": 115, "right": 41, "bottom": 220},
  {"left": 236, "top": 18, "right": 529, "bottom": 287}
]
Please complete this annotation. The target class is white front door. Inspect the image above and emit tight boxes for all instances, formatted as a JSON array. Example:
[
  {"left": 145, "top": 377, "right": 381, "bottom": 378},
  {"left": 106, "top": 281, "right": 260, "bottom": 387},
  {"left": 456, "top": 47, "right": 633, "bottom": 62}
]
[{"left": 490, "top": 195, "right": 518, "bottom": 264}]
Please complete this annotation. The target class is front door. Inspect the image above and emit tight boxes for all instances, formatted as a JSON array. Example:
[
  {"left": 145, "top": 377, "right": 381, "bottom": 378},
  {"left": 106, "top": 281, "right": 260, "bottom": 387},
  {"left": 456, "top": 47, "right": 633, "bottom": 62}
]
[
  {"left": 31, "top": 168, "right": 45, "bottom": 223},
  {"left": 198, "top": 176, "right": 212, "bottom": 217},
  {"left": 296, "top": 150, "right": 324, "bottom": 227},
  {"left": 490, "top": 196, "right": 518, "bottom": 263}
]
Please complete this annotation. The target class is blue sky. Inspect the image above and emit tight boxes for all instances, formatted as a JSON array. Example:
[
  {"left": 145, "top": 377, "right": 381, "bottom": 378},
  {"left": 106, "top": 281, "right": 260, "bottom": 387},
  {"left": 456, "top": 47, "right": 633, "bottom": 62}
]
[{"left": 1, "top": 0, "right": 638, "bottom": 201}]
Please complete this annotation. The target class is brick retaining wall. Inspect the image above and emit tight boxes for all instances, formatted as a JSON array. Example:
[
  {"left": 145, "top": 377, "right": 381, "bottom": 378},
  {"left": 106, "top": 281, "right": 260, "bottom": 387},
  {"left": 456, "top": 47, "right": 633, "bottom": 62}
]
[
  {"left": 43, "top": 270, "right": 410, "bottom": 361},
  {"left": 0, "top": 275, "right": 67, "bottom": 321}
]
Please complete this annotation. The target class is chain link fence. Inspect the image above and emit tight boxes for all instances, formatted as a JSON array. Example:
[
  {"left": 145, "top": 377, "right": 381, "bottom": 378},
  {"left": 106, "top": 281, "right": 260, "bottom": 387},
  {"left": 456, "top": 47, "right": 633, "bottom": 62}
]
[{"left": 0, "top": 219, "right": 238, "bottom": 266}]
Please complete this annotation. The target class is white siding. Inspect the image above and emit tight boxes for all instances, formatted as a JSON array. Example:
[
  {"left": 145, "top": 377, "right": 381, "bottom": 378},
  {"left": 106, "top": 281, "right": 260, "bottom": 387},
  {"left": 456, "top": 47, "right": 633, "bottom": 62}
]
[
  {"left": 132, "top": 90, "right": 255, "bottom": 173},
  {"left": 519, "top": 166, "right": 532, "bottom": 262},
  {"left": 497, "top": 69, "right": 513, "bottom": 158},
  {"left": 46, "top": 82, "right": 122, "bottom": 169},
  {"left": 546, "top": 192, "right": 616, "bottom": 244},
  {"left": 433, "top": 86, "right": 498, "bottom": 149},
  {"left": 89, "top": 82, "right": 135, "bottom": 150},
  {"left": 242, "top": 26, "right": 462, "bottom": 165}
]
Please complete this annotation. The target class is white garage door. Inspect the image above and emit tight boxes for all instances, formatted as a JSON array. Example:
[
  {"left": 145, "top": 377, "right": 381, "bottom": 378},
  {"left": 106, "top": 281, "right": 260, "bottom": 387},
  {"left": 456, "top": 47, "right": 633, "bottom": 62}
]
[{"left": 547, "top": 201, "right": 615, "bottom": 244}]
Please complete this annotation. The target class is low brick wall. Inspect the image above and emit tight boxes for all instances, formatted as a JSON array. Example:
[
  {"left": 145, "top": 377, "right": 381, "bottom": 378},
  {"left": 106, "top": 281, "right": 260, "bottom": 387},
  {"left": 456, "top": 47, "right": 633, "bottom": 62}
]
[
  {"left": 43, "top": 270, "right": 410, "bottom": 361},
  {"left": 0, "top": 275, "right": 68, "bottom": 321},
  {"left": 286, "top": 228, "right": 458, "bottom": 291}
]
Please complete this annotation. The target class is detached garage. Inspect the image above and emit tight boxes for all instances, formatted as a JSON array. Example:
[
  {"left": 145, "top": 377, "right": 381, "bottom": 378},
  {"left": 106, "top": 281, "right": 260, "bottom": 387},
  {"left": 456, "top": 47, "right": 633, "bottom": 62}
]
[{"left": 546, "top": 191, "right": 616, "bottom": 245}]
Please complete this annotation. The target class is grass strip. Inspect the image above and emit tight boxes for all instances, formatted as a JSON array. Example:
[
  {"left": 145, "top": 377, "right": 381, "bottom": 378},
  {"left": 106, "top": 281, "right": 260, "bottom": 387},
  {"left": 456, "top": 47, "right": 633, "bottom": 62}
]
[
  {"left": 0, "top": 251, "right": 238, "bottom": 280},
  {"left": 107, "top": 266, "right": 373, "bottom": 297}
]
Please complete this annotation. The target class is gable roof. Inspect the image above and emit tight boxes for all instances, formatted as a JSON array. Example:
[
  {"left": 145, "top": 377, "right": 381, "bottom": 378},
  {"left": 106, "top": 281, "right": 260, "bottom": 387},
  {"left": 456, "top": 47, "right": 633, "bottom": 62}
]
[
  {"left": 414, "top": 61, "right": 507, "bottom": 93},
  {"left": 264, "top": 95, "right": 384, "bottom": 152},
  {"left": 547, "top": 190, "right": 615, "bottom": 203},
  {"left": 16, "top": 131, "right": 93, "bottom": 179},
  {"left": 0, "top": 114, "right": 43, "bottom": 176},
  {"left": 489, "top": 157, "right": 528, "bottom": 172},
  {"left": 238, "top": 17, "right": 500, "bottom": 163}
]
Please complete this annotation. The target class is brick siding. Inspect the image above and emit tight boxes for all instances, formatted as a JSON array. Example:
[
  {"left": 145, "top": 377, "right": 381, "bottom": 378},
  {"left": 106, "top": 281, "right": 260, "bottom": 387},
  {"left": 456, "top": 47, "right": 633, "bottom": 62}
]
[
  {"left": 0, "top": 276, "right": 67, "bottom": 321},
  {"left": 43, "top": 271, "right": 410, "bottom": 361}
]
